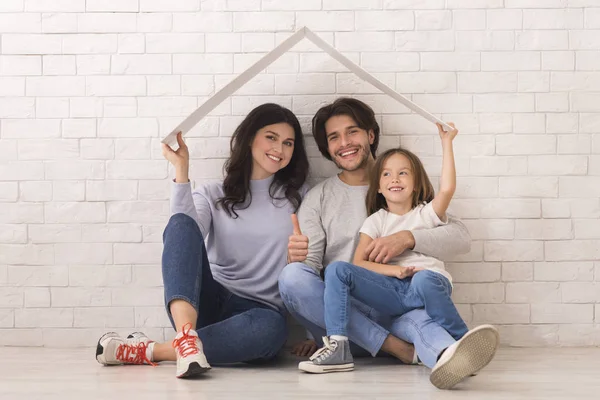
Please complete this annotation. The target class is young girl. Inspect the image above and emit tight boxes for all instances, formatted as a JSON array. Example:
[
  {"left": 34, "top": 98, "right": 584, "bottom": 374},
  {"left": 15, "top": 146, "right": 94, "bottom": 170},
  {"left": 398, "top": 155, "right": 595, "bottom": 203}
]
[
  {"left": 300, "top": 123, "right": 498, "bottom": 386},
  {"left": 95, "top": 103, "right": 310, "bottom": 379}
]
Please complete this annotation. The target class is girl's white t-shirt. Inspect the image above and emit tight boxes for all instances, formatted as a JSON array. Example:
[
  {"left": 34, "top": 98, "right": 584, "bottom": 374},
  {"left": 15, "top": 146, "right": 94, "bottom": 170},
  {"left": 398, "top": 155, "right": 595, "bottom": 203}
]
[{"left": 359, "top": 202, "right": 453, "bottom": 284}]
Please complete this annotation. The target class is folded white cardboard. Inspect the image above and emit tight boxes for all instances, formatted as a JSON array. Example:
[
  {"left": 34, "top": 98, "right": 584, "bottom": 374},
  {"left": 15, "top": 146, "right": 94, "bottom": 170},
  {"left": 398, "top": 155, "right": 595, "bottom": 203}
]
[{"left": 162, "top": 27, "right": 453, "bottom": 146}]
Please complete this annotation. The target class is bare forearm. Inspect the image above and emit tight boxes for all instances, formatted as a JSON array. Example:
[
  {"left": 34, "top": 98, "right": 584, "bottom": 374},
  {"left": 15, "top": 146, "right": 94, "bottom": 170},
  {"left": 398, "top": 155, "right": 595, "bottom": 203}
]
[
  {"left": 440, "top": 141, "right": 456, "bottom": 195},
  {"left": 354, "top": 259, "right": 397, "bottom": 277},
  {"left": 175, "top": 166, "right": 189, "bottom": 183},
  {"left": 432, "top": 142, "right": 456, "bottom": 218}
]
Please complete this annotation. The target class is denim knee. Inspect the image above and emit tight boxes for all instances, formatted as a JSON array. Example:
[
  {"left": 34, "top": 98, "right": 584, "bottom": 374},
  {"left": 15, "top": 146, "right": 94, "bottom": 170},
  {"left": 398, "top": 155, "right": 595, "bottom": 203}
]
[
  {"left": 278, "top": 262, "right": 320, "bottom": 311},
  {"left": 324, "top": 261, "right": 351, "bottom": 283},
  {"left": 411, "top": 270, "right": 445, "bottom": 296},
  {"left": 167, "top": 212, "right": 196, "bottom": 228},
  {"left": 278, "top": 262, "right": 308, "bottom": 297},
  {"left": 163, "top": 213, "right": 203, "bottom": 240}
]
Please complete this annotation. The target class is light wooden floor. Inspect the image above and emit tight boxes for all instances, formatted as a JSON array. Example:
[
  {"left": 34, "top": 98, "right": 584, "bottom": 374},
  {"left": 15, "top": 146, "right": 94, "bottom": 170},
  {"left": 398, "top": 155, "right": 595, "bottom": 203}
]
[{"left": 0, "top": 347, "right": 597, "bottom": 399}]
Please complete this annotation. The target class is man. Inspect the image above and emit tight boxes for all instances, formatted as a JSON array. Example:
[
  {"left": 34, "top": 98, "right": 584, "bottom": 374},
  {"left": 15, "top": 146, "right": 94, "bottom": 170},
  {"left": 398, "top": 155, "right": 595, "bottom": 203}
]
[{"left": 279, "top": 98, "right": 499, "bottom": 390}]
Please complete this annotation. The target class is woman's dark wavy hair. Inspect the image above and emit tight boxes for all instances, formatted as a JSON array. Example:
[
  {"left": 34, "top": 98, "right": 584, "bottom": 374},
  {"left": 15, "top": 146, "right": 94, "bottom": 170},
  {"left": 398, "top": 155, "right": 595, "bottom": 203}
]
[{"left": 216, "top": 103, "right": 309, "bottom": 218}]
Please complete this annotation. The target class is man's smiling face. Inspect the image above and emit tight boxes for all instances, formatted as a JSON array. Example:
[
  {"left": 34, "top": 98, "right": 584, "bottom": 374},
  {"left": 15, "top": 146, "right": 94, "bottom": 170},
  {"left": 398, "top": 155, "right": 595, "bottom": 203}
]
[{"left": 325, "top": 114, "right": 374, "bottom": 172}]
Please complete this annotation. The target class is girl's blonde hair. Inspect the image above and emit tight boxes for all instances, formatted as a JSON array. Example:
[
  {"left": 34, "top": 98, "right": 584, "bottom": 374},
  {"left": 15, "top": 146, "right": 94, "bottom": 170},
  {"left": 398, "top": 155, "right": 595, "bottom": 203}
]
[{"left": 365, "top": 148, "right": 435, "bottom": 216}]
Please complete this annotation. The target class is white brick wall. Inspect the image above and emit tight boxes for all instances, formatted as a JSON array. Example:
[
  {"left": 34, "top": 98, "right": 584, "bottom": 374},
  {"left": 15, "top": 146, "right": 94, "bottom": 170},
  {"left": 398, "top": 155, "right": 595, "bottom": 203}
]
[{"left": 1, "top": 1, "right": 599, "bottom": 348}]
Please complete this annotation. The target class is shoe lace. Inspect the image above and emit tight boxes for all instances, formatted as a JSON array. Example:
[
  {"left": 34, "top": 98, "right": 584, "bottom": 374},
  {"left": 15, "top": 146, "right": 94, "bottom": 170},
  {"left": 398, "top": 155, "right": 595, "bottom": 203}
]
[
  {"left": 309, "top": 337, "right": 337, "bottom": 363},
  {"left": 172, "top": 322, "right": 200, "bottom": 358},
  {"left": 115, "top": 341, "right": 157, "bottom": 366}
]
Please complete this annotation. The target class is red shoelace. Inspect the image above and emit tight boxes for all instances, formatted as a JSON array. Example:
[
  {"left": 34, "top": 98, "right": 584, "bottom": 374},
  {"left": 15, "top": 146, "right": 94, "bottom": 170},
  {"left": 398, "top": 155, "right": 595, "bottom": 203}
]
[
  {"left": 116, "top": 342, "right": 157, "bottom": 366},
  {"left": 172, "top": 322, "right": 199, "bottom": 358}
]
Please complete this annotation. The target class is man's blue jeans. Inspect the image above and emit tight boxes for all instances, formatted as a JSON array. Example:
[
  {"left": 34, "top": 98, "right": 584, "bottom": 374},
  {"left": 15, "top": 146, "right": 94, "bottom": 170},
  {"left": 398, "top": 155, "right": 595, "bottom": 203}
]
[
  {"left": 279, "top": 262, "right": 456, "bottom": 368},
  {"left": 162, "top": 213, "right": 287, "bottom": 364},
  {"left": 324, "top": 261, "right": 469, "bottom": 341}
]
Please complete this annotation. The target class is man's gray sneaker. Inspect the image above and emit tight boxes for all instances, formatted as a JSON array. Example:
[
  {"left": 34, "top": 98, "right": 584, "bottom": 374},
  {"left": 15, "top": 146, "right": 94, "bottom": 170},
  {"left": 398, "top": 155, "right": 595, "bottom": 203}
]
[{"left": 298, "top": 337, "right": 354, "bottom": 374}]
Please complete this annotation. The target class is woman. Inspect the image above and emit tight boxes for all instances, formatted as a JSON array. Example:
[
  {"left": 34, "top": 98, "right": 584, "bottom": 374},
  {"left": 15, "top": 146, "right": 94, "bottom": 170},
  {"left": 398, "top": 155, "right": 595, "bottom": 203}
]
[{"left": 96, "top": 103, "right": 310, "bottom": 378}]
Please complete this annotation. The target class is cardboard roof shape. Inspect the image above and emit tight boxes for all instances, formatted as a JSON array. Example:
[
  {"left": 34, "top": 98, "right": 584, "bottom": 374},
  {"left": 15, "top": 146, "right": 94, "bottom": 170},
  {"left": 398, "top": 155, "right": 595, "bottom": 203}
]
[{"left": 161, "top": 26, "right": 452, "bottom": 146}]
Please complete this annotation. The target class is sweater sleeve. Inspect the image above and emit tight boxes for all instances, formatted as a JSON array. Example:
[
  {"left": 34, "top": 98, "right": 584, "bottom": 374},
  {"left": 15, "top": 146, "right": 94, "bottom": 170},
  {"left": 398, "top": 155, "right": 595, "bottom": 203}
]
[
  {"left": 412, "top": 213, "right": 471, "bottom": 260},
  {"left": 297, "top": 186, "right": 326, "bottom": 275},
  {"left": 170, "top": 181, "right": 213, "bottom": 239}
]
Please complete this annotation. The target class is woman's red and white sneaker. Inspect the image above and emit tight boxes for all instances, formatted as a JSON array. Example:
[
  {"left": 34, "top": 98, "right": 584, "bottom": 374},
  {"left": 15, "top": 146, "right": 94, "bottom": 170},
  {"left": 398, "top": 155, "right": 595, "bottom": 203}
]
[
  {"left": 96, "top": 331, "right": 156, "bottom": 366},
  {"left": 172, "top": 323, "right": 211, "bottom": 378}
]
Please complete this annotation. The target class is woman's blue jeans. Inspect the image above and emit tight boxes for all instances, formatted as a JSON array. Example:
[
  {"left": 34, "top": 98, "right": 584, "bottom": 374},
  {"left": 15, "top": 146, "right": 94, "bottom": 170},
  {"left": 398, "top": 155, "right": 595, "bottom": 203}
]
[{"left": 162, "top": 213, "right": 287, "bottom": 364}]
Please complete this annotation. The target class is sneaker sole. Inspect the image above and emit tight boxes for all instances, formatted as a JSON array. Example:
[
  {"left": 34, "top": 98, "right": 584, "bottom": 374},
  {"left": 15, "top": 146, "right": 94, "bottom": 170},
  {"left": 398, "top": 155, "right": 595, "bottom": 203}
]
[
  {"left": 96, "top": 332, "right": 119, "bottom": 365},
  {"left": 429, "top": 325, "right": 499, "bottom": 390},
  {"left": 298, "top": 362, "right": 354, "bottom": 374},
  {"left": 176, "top": 362, "right": 212, "bottom": 379}
]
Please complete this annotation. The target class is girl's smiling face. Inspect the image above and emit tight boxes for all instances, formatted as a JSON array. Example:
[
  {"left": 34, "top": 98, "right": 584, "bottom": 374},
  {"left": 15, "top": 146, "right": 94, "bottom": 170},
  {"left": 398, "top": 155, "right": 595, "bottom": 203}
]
[{"left": 378, "top": 153, "right": 415, "bottom": 207}]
